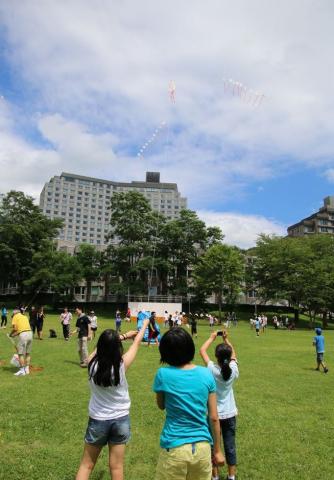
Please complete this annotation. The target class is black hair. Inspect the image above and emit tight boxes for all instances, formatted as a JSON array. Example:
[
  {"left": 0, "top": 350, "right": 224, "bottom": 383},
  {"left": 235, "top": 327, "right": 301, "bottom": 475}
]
[
  {"left": 215, "top": 343, "right": 233, "bottom": 381},
  {"left": 88, "top": 329, "right": 124, "bottom": 387},
  {"left": 159, "top": 327, "right": 195, "bottom": 366}
]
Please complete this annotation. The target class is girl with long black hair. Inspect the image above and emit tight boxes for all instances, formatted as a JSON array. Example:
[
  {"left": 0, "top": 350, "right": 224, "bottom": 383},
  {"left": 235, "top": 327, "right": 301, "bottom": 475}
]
[
  {"left": 76, "top": 318, "right": 150, "bottom": 480},
  {"left": 200, "top": 330, "right": 239, "bottom": 480}
]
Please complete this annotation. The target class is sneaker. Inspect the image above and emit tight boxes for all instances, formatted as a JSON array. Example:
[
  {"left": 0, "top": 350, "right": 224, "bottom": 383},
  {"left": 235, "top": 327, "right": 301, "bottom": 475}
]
[
  {"left": 14, "top": 369, "right": 26, "bottom": 376},
  {"left": 324, "top": 367, "right": 329, "bottom": 373}
]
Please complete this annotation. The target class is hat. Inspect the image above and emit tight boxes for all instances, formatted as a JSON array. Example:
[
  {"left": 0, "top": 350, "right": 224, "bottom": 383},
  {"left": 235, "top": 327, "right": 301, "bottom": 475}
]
[
  {"left": 90, "top": 310, "right": 95, "bottom": 314},
  {"left": 315, "top": 328, "right": 322, "bottom": 335}
]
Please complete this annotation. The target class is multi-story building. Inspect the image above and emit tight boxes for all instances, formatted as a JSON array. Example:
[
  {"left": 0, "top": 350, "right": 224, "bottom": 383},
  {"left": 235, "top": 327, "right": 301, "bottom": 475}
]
[
  {"left": 39, "top": 171, "right": 187, "bottom": 251},
  {"left": 287, "top": 196, "right": 334, "bottom": 237}
]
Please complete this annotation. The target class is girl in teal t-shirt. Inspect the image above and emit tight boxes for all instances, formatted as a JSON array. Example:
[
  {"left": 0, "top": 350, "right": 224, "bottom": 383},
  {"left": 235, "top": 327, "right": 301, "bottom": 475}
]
[{"left": 153, "top": 327, "right": 225, "bottom": 480}]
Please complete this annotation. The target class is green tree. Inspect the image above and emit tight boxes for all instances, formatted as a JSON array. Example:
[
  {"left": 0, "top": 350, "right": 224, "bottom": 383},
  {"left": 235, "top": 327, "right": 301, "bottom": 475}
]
[
  {"left": 106, "top": 192, "right": 165, "bottom": 294},
  {"left": 194, "top": 244, "right": 245, "bottom": 320},
  {"left": 25, "top": 240, "right": 83, "bottom": 301},
  {"left": 252, "top": 234, "right": 334, "bottom": 327},
  {"left": 0, "top": 191, "right": 62, "bottom": 297},
  {"left": 160, "top": 210, "right": 222, "bottom": 295},
  {"left": 75, "top": 244, "right": 102, "bottom": 302}
]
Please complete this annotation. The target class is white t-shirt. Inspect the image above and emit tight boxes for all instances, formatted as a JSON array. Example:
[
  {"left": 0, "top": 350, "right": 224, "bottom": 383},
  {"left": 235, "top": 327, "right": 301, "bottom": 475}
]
[
  {"left": 88, "top": 361, "right": 130, "bottom": 420},
  {"left": 60, "top": 312, "right": 72, "bottom": 325},
  {"left": 207, "top": 360, "right": 239, "bottom": 419},
  {"left": 89, "top": 315, "right": 97, "bottom": 328}
]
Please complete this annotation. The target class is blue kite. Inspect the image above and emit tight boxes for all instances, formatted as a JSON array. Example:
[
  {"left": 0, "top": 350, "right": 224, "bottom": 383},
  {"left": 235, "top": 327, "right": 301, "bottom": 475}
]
[{"left": 136, "top": 311, "right": 161, "bottom": 343}]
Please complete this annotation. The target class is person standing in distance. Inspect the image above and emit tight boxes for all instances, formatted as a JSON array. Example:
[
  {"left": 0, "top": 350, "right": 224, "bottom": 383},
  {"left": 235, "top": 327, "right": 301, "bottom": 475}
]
[
  {"left": 147, "top": 311, "right": 159, "bottom": 347},
  {"left": 36, "top": 306, "right": 45, "bottom": 340},
  {"left": 72, "top": 307, "right": 92, "bottom": 367},
  {"left": 163, "top": 310, "right": 169, "bottom": 328},
  {"left": 29, "top": 306, "right": 38, "bottom": 336},
  {"left": 9, "top": 307, "right": 33, "bottom": 376},
  {"left": 115, "top": 310, "right": 122, "bottom": 333},
  {"left": 313, "top": 328, "right": 329, "bottom": 373},
  {"left": 60, "top": 307, "right": 72, "bottom": 341},
  {"left": 190, "top": 314, "right": 198, "bottom": 338},
  {"left": 88, "top": 311, "right": 98, "bottom": 338},
  {"left": 1, "top": 304, "right": 8, "bottom": 328}
]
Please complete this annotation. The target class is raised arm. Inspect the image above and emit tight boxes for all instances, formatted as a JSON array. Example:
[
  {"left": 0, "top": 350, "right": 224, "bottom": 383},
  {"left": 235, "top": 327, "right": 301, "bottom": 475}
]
[
  {"left": 86, "top": 331, "right": 140, "bottom": 364},
  {"left": 208, "top": 392, "right": 225, "bottom": 466},
  {"left": 123, "top": 319, "right": 150, "bottom": 371},
  {"left": 199, "top": 332, "right": 218, "bottom": 365},
  {"left": 223, "top": 331, "right": 236, "bottom": 360}
]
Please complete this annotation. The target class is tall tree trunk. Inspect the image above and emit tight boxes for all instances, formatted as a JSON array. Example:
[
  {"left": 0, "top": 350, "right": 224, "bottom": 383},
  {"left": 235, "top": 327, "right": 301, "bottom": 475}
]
[
  {"left": 86, "top": 279, "right": 92, "bottom": 303},
  {"left": 103, "top": 273, "right": 109, "bottom": 302},
  {"left": 294, "top": 308, "right": 299, "bottom": 324},
  {"left": 218, "top": 292, "right": 222, "bottom": 324},
  {"left": 322, "top": 310, "right": 328, "bottom": 329}
]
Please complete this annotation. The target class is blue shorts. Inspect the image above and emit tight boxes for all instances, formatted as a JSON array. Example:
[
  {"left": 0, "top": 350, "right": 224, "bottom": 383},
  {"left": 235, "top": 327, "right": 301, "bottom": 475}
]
[{"left": 84, "top": 415, "right": 131, "bottom": 446}]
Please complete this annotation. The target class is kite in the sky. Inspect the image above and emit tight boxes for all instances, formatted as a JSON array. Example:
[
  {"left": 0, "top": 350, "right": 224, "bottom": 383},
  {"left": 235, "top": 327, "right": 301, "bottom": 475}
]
[
  {"left": 137, "top": 121, "right": 167, "bottom": 157},
  {"left": 169, "top": 80, "right": 176, "bottom": 103},
  {"left": 223, "top": 78, "right": 266, "bottom": 107}
]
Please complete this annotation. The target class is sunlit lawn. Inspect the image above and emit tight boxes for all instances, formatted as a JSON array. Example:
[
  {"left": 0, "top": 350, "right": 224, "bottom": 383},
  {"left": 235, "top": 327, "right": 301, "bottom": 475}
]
[{"left": 0, "top": 314, "right": 333, "bottom": 480}]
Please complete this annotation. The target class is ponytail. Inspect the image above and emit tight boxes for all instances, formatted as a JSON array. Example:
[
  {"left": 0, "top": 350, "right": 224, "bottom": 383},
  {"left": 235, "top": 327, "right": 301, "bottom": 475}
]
[{"left": 215, "top": 344, "right": 232, "bottom": 381}]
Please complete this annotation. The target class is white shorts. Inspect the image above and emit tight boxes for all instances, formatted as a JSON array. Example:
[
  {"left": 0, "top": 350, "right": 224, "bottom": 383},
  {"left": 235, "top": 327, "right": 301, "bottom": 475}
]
[{"left": 17, "top": 331, "right": 33, "bottom": 355}]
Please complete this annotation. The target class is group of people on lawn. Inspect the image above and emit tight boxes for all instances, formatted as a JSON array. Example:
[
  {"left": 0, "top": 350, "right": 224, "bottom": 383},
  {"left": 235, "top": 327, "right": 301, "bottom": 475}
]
[{"left": 6, "top": 305, "right": 329, "bottom": 480}]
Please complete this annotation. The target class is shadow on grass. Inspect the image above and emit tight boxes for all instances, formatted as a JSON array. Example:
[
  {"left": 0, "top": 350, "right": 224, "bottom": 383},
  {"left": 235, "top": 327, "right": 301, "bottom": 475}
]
[
  {"left": 1, "top": 365, "right": 18, "bottom": 374},
  {"left": 64, "top": 360, "right": 81, "bottom": 366}
]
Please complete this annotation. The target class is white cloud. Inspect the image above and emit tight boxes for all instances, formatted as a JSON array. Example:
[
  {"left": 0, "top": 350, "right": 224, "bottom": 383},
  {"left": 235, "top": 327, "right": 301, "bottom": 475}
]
[
  {"left": 323, "top": 169, "right": 334, "bottom": 184},
  {"left": 0, "top": 0, "right": 334, "bottom": 205},
  {"left": 198, "top": 210, "right": 286, "bottom": 249}
]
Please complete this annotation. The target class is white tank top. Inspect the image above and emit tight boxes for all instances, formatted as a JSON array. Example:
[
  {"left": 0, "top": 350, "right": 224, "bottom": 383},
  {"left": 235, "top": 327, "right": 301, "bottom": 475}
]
[{"left": 88, "top": 361, "right": 131, "bottom": 420}]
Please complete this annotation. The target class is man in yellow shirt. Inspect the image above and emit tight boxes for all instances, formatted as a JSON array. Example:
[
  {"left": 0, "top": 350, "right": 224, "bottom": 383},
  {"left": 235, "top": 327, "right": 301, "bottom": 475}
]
[{"left": 10, "top": 307, "right": 33, "bottom": 376}]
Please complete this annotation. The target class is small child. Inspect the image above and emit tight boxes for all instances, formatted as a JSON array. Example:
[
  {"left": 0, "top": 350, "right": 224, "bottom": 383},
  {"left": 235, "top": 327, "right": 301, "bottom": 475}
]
[
  {"left": 200, "top": 330, "right": 239, "bottom": 480},
  {"left": 153, "top": 327, "right": 225, "bottom": 480},
  {"left": 313, "top": 328, "right": 329, "bottom": 373},
  {"left": 76, "top": 318, "right": 149, "bottom": 480},
  {"left": 115, "top": 310, "right": 122, "bottom": 332}
]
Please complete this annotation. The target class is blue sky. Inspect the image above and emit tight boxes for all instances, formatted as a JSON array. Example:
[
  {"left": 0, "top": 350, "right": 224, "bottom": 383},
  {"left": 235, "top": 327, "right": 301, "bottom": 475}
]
[{"left": 0, "top": 0, "right": 334, "bottom": 248}]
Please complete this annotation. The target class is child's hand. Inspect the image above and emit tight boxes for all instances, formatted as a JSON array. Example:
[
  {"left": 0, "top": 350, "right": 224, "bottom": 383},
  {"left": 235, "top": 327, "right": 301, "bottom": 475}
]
[
  {"left": 222, "top": 330, "right": 228, "bottom": 340},
  {"left": 213, "top": 450, "right": 225, "bottom": 466},
  {"left": 126, "top": 330, "right": 138, "bottom": 339}
]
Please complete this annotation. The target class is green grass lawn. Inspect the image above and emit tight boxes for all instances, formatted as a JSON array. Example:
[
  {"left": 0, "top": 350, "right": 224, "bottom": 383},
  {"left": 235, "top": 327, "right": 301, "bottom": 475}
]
[{"left": 0, "top": 315, "right": 333, "bottom": 480}]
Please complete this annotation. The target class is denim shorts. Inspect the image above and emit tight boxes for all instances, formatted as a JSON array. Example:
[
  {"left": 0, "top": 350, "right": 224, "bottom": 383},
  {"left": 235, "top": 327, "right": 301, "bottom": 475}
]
[{"left": 84, "top": 415, "right": 131, "bottom": 446}]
